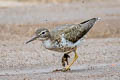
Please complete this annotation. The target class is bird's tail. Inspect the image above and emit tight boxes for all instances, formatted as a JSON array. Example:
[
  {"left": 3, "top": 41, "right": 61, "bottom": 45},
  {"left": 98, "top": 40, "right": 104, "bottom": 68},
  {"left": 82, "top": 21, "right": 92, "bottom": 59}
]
[
  {"left": 77, "top": 18, "right": 100, "bottom": 39},
  {"left": 79, "top": 18, "right": 100, "bottom": 33},
  {"left": 79, "top": 17, "right": 100, "bottom": 31}
]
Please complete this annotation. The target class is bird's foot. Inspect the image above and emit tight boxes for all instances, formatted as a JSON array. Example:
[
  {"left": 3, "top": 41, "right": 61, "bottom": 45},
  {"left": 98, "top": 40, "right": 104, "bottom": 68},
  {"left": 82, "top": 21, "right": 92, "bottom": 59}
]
[
  {"left": 62, "top": 54, "right": 70, "bottom": 67},
  {"left": 53, "top": 68, "right": 70, "bottom": 72},
  {"left": 61, "top": 68, "right": 71, "bottom": 72}
]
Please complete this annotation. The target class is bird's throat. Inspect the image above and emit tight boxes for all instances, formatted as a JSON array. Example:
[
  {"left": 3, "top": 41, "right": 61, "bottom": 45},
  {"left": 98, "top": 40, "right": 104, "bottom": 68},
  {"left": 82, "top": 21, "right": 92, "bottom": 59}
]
[{"left": 42, "top": 39, "right": 52, "bottom": 49}]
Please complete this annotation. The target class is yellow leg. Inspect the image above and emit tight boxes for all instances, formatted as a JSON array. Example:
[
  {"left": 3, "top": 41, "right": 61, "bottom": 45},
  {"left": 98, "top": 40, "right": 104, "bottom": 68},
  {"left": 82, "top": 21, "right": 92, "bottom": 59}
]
[
  {"left": 65, "top": 48, "right": 78, "bottom": 71},
  {"left": 53, "top": 48, "right": 78, "bottom": 72}
]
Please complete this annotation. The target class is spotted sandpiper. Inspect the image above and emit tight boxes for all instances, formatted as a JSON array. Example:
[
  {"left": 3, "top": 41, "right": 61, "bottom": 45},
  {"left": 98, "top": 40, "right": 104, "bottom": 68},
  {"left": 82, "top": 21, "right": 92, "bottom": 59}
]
[{"left": 26, "top": 18, "right": 100, "bottom": 72}]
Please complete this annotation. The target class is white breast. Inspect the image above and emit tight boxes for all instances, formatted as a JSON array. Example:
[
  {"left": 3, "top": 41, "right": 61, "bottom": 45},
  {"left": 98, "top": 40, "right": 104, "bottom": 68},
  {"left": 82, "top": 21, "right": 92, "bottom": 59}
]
[{"left": 42, "top": 39, "right": 52, "bottom": 49}]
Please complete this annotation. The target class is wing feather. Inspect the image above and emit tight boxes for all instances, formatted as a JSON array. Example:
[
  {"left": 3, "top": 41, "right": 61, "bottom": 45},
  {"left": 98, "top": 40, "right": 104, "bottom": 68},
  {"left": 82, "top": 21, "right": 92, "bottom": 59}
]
[{"left": 51, "top": 18, "right": 99, "bottom": 43}]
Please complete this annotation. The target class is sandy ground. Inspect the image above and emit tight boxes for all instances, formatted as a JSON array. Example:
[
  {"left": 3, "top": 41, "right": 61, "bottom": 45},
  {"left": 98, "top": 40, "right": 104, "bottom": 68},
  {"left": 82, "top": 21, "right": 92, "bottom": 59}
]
[
  {"left": 0, "top": 38, "right": 120, "bottom": 80},
  {"left": 0, "top": 0, "right": 120, "bottom": 80}
]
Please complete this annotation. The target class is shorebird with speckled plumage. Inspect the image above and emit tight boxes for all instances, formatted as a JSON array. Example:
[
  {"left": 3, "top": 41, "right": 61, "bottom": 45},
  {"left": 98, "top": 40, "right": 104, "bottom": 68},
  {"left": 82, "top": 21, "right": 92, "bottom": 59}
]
[{"left": 26, "top": 18, "right": 100, "bottom": 72}]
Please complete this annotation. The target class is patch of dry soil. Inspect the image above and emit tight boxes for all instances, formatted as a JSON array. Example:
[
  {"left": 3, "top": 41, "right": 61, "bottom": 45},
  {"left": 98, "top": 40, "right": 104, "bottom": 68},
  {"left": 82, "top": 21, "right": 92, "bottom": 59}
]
[{"left": 0, "top": 38, "right": 120, "bottom": 80}]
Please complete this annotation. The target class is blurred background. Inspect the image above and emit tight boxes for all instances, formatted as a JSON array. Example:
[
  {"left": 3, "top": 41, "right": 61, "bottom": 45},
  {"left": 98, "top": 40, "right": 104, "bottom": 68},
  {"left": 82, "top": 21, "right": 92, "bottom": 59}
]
[
  {"left": 0, "top": 1, "right": 120, "bottom": 79},
  {"left": 0, "top": 0, "right": 120, "bottom": 41}
]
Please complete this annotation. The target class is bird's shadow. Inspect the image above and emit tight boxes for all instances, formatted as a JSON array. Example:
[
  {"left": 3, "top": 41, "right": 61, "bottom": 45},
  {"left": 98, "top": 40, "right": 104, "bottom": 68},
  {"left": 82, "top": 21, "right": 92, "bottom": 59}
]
[
  {"left": 40, "top": 63, "right": 111, "bottom": 74},
  {"left": 41, "top": 67, "right": 99, "bottom": 74}
]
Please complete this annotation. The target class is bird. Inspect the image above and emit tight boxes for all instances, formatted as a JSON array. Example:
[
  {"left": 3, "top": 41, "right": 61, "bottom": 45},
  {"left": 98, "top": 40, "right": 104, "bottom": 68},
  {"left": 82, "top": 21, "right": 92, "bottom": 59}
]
[{"left": 26, "top": 18, "right": 100, "bottom": 72}]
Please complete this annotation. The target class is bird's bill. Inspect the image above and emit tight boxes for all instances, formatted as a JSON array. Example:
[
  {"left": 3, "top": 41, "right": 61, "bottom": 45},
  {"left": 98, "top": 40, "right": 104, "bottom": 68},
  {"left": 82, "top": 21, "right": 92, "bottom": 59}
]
[{"left": 25, "top": 35, "right": 39, "bottom": 44}]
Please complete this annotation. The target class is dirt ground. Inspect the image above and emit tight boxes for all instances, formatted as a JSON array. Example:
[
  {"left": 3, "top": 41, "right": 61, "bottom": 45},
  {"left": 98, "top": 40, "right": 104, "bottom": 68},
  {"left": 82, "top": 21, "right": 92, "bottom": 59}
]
[
  {"left": 0, "top": 38, "right": 120, "bottom": 80},
  {"left": 0, "top": 0, "right": 120, "bottom": 80}
]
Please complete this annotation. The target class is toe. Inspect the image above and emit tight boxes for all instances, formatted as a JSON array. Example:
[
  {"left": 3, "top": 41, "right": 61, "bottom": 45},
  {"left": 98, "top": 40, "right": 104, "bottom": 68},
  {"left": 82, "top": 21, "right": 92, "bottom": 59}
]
[
  {"left": 61, "top": 68, "right": 71, "bottom": 72},
  {"left": 52, "top": 68, "right": 71, "bottom": 72}
]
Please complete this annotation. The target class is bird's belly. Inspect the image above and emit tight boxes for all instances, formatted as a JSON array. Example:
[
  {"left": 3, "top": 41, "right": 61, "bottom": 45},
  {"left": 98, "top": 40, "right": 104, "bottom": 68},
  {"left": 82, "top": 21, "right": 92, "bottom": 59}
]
[
  {"left": 46, "top": 47, "right": 75, "bottom": 52},
  {"left": 42, "top": 38, "right": 78, "bottom": 52},
  {"left": 47, "top": 41, "right": 75, "bottom": 52}
]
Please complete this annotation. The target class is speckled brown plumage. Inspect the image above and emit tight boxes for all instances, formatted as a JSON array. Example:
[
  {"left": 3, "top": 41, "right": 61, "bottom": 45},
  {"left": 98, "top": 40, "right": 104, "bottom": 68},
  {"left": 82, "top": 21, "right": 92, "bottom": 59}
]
[
  {"left": 51, "top": 18, "right": 98, "bottom": 43},
  {"left": 26, "top": 18, "right": 100, "bottom": 72}
]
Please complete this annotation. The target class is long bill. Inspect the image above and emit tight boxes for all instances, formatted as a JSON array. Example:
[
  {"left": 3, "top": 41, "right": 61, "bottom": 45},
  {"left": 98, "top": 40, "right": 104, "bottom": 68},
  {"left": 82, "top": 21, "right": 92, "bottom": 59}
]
[{"left": 25, "top": 35, "right": 39, "bottom": 44}]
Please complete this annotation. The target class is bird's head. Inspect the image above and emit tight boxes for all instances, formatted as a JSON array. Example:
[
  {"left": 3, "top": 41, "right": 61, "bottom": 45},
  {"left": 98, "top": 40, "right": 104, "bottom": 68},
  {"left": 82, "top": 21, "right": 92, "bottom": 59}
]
[{"left": 26, "top": 28, "right": 51, "bottom": 44}]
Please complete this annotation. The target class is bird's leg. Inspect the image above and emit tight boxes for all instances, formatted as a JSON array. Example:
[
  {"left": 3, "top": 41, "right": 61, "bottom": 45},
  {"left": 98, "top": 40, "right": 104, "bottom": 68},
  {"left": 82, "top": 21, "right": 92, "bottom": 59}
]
[
  {"left": 62, "top": 54, "right": 70, "bottom": 67},
  {"left": 62, "top": 47, "right": 78, "bottom": 72},
  {"left": 61, "top": 50, "right": 72, "bottom": 67},
  {"left": 53, "top": 51, "right": 71, "bottom": 72},
  {"left": 53, "top": 48, "right": 78, "bottom": 72}
]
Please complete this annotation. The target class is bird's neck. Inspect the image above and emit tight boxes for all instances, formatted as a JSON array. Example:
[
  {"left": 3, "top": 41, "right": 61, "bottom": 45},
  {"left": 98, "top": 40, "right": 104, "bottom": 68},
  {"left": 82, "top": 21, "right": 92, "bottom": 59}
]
[{"left": 42, "top": 38, "right": 53, "bottom": 49}]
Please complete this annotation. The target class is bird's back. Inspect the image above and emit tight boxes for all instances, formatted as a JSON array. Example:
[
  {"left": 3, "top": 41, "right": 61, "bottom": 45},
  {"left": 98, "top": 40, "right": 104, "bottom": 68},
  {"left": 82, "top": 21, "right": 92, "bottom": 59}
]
[{"left": 51, "top": 18, "right": 99, "bottom": 43}]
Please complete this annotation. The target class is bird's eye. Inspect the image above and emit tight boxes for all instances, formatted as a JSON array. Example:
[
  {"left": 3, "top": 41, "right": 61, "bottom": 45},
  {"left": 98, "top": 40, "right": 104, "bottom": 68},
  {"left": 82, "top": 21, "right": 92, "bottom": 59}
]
[{"left": 41, "top": 32, "right": 45, "bottom": 34}]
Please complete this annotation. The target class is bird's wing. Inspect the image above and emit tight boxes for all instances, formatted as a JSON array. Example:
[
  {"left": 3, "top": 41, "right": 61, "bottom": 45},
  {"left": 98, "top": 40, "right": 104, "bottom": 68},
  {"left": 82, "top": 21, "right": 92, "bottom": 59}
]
[
  {"left": 50, "top": 24, "right": 75, "bottom": 41},
  {"left": 51, "top": 18, "right": 99, "bottom": 43}
]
